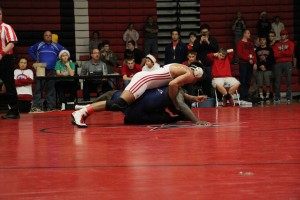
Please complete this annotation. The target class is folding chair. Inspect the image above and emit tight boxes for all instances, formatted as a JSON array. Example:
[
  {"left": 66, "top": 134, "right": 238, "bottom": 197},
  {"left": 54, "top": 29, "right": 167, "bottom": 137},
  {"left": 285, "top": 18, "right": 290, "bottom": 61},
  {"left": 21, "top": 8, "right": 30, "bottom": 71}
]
[{"left": 214, "top": 87, "right": 240, "bottom": 107}]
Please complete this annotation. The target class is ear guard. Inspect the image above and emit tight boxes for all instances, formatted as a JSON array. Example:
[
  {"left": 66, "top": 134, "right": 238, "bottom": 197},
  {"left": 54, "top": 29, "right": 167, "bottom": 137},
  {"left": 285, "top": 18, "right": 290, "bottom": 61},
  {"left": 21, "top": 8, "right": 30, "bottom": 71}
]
[{"left": 189, "top": 64, "right": 204, "bottom": 78}]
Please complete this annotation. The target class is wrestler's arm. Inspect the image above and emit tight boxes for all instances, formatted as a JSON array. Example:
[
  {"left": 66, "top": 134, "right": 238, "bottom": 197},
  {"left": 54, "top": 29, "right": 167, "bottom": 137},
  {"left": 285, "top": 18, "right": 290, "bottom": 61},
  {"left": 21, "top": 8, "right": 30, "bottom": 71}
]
[
  {"left": 176, "top": 90, "right": 211, "bottom": 126},
  {"left": 168, "top": 72, "right": 193, "bottom": 109}
]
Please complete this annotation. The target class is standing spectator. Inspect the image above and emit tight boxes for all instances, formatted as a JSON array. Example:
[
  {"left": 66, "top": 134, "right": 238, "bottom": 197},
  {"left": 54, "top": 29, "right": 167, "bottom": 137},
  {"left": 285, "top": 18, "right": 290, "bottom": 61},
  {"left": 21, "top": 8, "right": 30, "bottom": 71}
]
[
  {"left": 80, "top": 48, "right": 111, "bottom": 101},
  {"left": 123, "top": 23, "right": 139, "bottom": 48},
  {"left": 268, "top": 30, "right": 277, "bottom": 47},
  {"left": 164, "top": 28, "right": 188, "bottom": 65},
  {"left": 0, "top": 7, "right": 19, "bottom": 119},
  {"left": 273, "top": 30, "right": 294, "bottom": 104},
  {"left": 89, "top": 31, "right": 102, "bottom": 52},
  {"left": 232, "top": 12, "right": 246, "bottom": 63},
  {"left": 143, "top": 16, "right": 159, "bottom": 56},
  {"left": 142, "top": 54, "right": 160, "bottom": 71},
  {"left": 193, "top": 24, "right": 219, "bottom": 96},
  {"left": 193, "top": 24, "right": 219, "bottom": 69},
  {"left": 29, "top": 30, "right": 66, "bottom": 112},
  {"left": 187, "top": 32, "right": 197, "bottom": 51},
  {"left": 237, "top": 29, "right": 257, "bottom": 104},
  {"left": 255, "top": 35, "right": 275, "bottom": 102},
  {"left": 54, "top": 50, "right": 77, "bottom": 110},
  {"left": 121, "top": 58, "right": 142, "bottom": 87},
  {"left": 253, "top": 36, "right": 260, "bottom": 50},
  {"left": 124, "top": 40, "right": 145, "bottom": 66},
  {"left": 271, "top": 16, "right": 285, "bottom": 41},
  {"left": 14, "top": 58, "right": 33, "bottom": 113},
  {"left": 257, "top": 11, "right": 272, "bottom": 37}
]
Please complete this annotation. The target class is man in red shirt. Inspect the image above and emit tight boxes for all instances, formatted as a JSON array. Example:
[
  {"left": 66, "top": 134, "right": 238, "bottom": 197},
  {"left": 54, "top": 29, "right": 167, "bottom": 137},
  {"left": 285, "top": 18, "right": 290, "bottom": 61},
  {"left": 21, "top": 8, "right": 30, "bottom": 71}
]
[
  {"left": 121, "top": 58, "right": 142, "bottom": 87},
  {"left": 273, "top": 29, "right": 294, "bottom": 104},
  {"left": 237, "top": 29, "right": 257, "bottom": 104},
  {"left": 0, "top": 7, "right": 19, "bottom": 119},
  {"left": 207, "top": 48, "right": 240, "bottom": 106}
]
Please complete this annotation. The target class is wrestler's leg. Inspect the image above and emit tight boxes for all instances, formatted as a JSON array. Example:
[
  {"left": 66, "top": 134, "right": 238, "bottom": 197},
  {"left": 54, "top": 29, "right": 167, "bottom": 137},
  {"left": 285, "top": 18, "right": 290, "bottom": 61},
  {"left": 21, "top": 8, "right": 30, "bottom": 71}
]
[{"left": 72, "top": 90, "right": 136, "bottom": 127}]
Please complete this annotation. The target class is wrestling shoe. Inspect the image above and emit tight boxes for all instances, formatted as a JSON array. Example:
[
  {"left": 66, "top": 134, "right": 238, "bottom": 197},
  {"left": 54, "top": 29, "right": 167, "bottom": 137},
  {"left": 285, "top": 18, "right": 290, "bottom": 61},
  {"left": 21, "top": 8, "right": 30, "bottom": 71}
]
[
  {"left": 72, "top": 111, "right": 88, "bottom": 128},
  {"left": 75, "top": 104, "right": 90, "bottom": 110}
]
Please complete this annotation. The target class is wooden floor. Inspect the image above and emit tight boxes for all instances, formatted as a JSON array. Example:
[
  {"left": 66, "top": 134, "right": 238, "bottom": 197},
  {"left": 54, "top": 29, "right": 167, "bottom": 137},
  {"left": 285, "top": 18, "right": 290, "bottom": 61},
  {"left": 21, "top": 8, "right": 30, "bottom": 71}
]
[{"left": 0, "top": 102, "right": 300, "bottom": 199}]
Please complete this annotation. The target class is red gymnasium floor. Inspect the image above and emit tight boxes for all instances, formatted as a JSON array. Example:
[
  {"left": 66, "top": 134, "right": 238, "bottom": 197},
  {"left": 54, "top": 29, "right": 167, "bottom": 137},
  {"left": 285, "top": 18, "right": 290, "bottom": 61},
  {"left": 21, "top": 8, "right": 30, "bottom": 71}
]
[{"left": 0, "top": 103, "right": 300, "bottom": 199}]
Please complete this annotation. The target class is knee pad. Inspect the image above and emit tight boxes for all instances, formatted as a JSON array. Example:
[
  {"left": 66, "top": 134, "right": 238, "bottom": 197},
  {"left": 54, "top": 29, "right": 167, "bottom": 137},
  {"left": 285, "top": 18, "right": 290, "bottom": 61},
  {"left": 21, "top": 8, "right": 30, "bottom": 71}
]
[{"left": 105, "top": 98, "right": 128, "bottom": 111}]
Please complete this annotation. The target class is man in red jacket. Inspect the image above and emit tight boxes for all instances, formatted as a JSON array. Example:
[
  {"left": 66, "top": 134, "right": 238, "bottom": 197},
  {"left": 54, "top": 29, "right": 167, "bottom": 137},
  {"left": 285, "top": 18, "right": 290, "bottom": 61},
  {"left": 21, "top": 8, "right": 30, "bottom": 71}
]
[
  {"left": 237, "top": 29, "right": 257, "bottom": 104},
  {"left": 273, "top": 29, "right": 294, "bottom": 104}
]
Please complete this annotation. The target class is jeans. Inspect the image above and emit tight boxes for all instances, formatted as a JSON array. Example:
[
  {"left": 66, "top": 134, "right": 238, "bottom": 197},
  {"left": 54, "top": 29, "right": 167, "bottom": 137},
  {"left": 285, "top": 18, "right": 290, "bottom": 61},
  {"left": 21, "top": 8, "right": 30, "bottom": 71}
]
[{"left": 32, "top": 70, "right": 56, "bottom": 108}]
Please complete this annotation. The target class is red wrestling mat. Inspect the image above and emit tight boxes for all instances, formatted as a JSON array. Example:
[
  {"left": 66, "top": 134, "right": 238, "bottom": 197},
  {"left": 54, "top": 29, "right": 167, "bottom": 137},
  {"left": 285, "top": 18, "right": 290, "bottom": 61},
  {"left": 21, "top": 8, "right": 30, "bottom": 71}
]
[{"left": 0, "top": 104, "right": 300, "bottom": 199}]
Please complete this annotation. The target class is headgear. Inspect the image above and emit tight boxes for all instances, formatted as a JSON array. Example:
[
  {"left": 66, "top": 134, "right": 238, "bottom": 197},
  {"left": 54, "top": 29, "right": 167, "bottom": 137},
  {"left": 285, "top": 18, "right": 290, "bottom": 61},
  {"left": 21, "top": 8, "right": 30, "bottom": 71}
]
[{"left": 189, "top": 64, "right": 204, "bottom": 78}]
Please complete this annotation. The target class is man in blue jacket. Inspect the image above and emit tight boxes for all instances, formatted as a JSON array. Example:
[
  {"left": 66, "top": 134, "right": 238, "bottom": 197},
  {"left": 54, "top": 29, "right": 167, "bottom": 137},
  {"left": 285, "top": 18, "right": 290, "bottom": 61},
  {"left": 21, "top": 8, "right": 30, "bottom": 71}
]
[{"left": 28, "top": 30, "right": 65, "bottom": 112}]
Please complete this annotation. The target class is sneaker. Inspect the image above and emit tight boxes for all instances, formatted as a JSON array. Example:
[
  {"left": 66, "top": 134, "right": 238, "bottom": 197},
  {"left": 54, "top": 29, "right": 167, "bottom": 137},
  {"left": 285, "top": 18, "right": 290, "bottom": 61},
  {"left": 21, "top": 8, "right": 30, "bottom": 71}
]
[
  {"left": 228, "top": 95, "right": 235, "bottom": 106},
  {"left": 72, "top": 111, "right": 88, "bottom": 128},
  {"left": 240, "top": 100, "right": 252, "bottom": 106},
  {"left": 61, "top": 103, "right": 65, "bottom": 111},
  {"left": 286, "top": 99, "right": 291, "bottom": 104},
  {"left": 222, "top": 96, "right": 227, "bottom": 106},
  {"left": 30, "top": 107, "right": 42, "bottom": 113},
  {"left": 274, "top": 99, "right": 280, "bottom": 105},
  {"left": 46, "top": 107, "right": 56, "bottom": 112}
]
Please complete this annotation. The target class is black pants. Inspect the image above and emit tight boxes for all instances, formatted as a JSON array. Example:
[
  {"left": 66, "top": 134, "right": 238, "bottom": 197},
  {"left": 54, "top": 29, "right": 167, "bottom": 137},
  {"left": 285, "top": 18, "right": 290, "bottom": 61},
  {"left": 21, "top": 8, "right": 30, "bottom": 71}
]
[
  {"left": 83, "top": 80, "right": 112, "bottom": 101},
  {"left": 55, "top": 81, "right": 77, "bottom": 104},
  {"left": 0, "top": 55, "right": 18, "bottom": 111},
  {"left": 19, "top": 100, "right": 31, "bottom": 113}
]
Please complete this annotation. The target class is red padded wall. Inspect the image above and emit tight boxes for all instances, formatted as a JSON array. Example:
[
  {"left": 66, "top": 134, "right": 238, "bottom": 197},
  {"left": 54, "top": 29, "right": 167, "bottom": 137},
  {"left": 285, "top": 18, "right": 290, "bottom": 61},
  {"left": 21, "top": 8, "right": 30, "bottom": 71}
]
[
  {"left": 199, "top": 0, "right": 294, "bottom": 49},
  {"left": 88, "top": 1, "right": 157, "bottom": 63}
]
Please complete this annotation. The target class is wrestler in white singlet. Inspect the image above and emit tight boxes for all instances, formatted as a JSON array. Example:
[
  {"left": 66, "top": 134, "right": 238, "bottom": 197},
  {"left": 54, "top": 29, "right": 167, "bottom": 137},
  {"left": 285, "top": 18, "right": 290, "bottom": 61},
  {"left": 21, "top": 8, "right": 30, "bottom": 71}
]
[{"left": 125, "top": 64, "right": 174, "bottom": 99}]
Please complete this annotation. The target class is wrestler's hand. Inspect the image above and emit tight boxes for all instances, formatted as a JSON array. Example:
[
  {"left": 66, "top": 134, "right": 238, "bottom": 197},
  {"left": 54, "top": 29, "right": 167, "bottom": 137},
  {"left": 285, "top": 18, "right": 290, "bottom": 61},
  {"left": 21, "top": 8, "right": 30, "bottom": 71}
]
[
  {"left": 193, "top": 95, "right": 207, "bottom": 103},
  {"left": 195, "top": 121, "right": 211, "bottom": 126}
]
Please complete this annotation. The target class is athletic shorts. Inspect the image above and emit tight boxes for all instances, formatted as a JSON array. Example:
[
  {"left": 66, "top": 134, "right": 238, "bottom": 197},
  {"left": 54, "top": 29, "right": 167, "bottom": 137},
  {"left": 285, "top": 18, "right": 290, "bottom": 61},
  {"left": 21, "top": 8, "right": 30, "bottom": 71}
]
[{"left": 212, "top": 77, "right": 240, "bottom": 88}]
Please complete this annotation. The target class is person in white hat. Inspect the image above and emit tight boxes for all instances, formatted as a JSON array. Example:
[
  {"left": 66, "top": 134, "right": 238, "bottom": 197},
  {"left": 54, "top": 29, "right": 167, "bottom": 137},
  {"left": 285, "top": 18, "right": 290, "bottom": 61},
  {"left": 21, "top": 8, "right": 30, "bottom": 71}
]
[
  {"left": 142, "top": 54, "right": 160, "bottom": 71},
  {"left": 55, "top": 49, "right": 77, "bottom": 110},
  {"left": 72, "top": 62, "right": 204, "bottom": 128}
]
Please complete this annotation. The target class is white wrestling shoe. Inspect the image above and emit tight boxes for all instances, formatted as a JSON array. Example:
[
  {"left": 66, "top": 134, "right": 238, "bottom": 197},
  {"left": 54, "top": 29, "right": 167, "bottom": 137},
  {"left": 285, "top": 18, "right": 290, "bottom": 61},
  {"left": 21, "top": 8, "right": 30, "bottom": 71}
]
[
  {"left": 75, "top": 104, "right": 90, "bottom": 110},
  {"left": 72, "top": 110, "right": 88, "bottom": 128}
]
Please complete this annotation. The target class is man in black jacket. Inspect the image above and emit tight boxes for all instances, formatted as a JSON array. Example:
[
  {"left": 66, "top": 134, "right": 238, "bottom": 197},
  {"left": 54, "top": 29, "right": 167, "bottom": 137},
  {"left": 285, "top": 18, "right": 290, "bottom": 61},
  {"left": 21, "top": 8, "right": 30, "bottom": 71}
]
[{"left": 164, "top": 28, "right": 188, "bottom": 65}]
